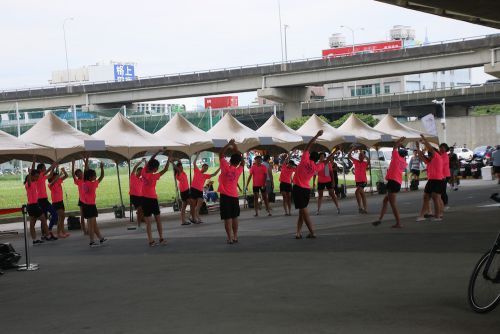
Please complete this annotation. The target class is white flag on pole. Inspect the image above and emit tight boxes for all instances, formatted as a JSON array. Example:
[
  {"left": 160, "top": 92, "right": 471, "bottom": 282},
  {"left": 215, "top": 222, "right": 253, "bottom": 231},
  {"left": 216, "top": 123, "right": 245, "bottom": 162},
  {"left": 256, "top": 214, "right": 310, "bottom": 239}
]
[{"left": 421, "top": 114, "right": 438, "bottom": 136}]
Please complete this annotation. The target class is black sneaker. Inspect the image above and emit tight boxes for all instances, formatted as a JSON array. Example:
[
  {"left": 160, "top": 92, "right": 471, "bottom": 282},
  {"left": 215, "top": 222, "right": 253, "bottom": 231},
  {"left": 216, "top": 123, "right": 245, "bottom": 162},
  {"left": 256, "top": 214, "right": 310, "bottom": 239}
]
[
  {"left": 424, "top": 214, "right": 433, "bottom": 219},
  {"left": 32, "top": 239, "right": 44, "bottom": 245},
  {"left": 89, "top": 241, "right": 100, "bottom": 248},
  {"left": 99, "top": 238, "right": 107, "bottom": 244},
  {"left": 372, "top": 220, "right": 382, "bottom": 227}
]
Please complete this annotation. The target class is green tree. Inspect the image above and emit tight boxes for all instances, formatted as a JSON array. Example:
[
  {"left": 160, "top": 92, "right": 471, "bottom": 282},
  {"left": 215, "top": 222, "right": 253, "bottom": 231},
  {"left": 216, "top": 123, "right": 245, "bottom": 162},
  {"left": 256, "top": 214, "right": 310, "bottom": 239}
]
[
  {"left": 285, "top": 115, "right": 330, "bottom": 130},
  {"left": 330, "top": 113, "right": 379, "bottom": 128}
]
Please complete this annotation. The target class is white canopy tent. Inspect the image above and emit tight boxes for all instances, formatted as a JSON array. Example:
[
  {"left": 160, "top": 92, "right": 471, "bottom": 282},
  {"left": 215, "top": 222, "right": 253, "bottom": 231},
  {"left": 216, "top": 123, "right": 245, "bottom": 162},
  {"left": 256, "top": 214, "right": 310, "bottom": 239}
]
[
  {"left": 296, "top": 114, "right": 354, "bottom": 150},
  {"left": 207, "top": 113, "right": 260, "bottom": 152},
  {"left": 338, "top": 114, "right": 396, "bottom": 147},
  {"left": 256, "top": 115, "right": 304, "bottom": 152},
  {"left": 93, "top": 112, "right": 166, "bottom": 161},
  {"left": 154, "top": 113, "right": 214, "bottom": 156},
  {"left": 0, "top": 130, "right": 54, "bottom": 164},
  {"left": 19, "top": 112, "right": 123, "bottom": 162},
  {"left": 374, "top": 114, "right": 439, "bottom": 145}
]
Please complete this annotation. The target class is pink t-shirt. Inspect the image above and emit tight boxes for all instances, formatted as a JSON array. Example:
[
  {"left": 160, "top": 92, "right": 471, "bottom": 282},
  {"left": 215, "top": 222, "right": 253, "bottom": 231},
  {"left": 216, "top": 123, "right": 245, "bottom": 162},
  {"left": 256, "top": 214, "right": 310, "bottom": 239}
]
[
  {"left": 218, "top": 158, "right": 243, "bottom": 198},
  {"left": 317, "top": 161, "right": 333, "bottom": 183},
  {"left": 386, "top": 149, "right": 407, "bottom": 184},
  {"left": 74, "top": 178, "right": 85, "bottom": 201},
  {"left": 352, "top": 159, "right": 368, "bottom": 183},
  {"left": 293, "top": 151, "right": 323, "bottom": 189},
  {"left": 141, "top": 168, "right": 162, "bottom": 199},
  {"left": 82, "top": 180, "right": 99, "bottom": 205},
  {"left": 25, "top": 182, "right": 38, "bottom": 205},
  {"left": 48, "top": 178, "right": 64, "bottom": 203},
  {"left": 279, "top": 165, "right": 295, "bottom": 184},
  {"left": 426, "top": 151, "right": 443, "bottom": 180},
  {"left": 441, "top": 152, "right": 451, "bottom": 178},
  {"left": 36, "top": 174, "right": 48, "bottom": 199},
  {"left": 129, "top": 173, "right": 143, "bottom": 196},
  {"left": 176, "top": 171, "right": 190, "bottom": 192},
  {"left": 191, "top": 166, "right": 211, "bottom": 191},
  {"left": 249, "top": 164, "right": 268, "bottom": 187}
]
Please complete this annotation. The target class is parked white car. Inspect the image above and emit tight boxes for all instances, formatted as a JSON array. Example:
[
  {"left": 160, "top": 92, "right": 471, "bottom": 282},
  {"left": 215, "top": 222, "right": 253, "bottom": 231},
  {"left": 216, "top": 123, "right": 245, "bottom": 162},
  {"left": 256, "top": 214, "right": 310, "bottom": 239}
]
[{"left": 454, "top": 147, "right": 473, "bottom": 160}]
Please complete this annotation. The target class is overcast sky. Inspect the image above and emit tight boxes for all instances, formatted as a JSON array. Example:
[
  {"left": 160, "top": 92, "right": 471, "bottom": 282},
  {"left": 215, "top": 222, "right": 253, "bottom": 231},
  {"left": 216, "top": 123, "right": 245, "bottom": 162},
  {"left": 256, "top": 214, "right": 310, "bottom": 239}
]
[{"left": 1, "top": 0, "right": 498, "bottom": 107}]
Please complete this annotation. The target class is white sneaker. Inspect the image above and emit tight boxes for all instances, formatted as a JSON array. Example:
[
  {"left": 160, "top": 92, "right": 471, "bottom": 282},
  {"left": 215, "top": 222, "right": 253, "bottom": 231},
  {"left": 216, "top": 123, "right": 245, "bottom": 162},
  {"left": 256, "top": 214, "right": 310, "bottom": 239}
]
[
  {"left": 416, "top": 216, "right": 426, "bottom": 222},
  {"left": 433, "top": 217, "right": 443, "bottom": 222},
  {"left": 444, "top": 206, "right": 450, "bottom": 211}
]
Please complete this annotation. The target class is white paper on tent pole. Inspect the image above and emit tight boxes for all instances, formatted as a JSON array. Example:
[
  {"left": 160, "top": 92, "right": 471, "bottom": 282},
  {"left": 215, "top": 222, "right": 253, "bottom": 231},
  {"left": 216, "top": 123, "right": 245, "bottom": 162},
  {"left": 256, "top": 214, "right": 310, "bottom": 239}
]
[
  {"left": 374, "top": 114, "right": 438, "bottom": 145},
  {"left": 84, "top": 140, "right": 106, "bottom": 151},
  {"left": 421, "top": 114, "right": 438, "bottom": 136}
]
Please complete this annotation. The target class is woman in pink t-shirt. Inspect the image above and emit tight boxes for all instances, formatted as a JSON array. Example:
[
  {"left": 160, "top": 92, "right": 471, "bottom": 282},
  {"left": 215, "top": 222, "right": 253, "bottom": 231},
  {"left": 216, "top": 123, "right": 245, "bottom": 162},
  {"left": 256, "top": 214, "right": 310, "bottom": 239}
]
[
  {"left": 372, "top": 137, "right": 407, "bottom": 228},
  {"left": 415, "top": 135, "right": 445, "bottom": 222},
  {"left": 245, "top": 155, "right": 272, "bottom": 217},
  {"left": 24, "top": 157, "right": 49, "bottom": 245},
  {"left": 348, "top": 146, "right": 369, "bottom": 214},
  {"left": 172, "top": 160, "right": 195, "bottom": 226},
  {"left": 312, "top": 152, "right": 339, "bottom": 216},
  {"left": 190, "top": 152, "right": 220, "bottom": 224},
  {"left": 130, "top": 158, "right": 146, "bottom": 228},
  {"left": 83, "top": 162, "right": 106, "bottom": 247},
  {"left": 218, "top": 139, "right": 244, "bottom": 244},
  {"left": 72, "top": 157, "right": 88, "bottom": 235},
  {"left": 48, "top": 167, "right": 69, "bottom": 238},
  {"left": 142, "top": 150, "right": 171, "bottom": 247},
  {"left": 279, "top": 153, "right": 296, "bottom": 216},
  {"left": 292, "top": 130, "right": 324, "bottom": 239}
]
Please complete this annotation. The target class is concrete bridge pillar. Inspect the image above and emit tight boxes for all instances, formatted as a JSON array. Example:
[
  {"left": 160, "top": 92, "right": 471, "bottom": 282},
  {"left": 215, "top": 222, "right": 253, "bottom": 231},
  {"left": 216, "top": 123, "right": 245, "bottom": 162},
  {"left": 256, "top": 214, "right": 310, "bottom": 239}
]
[{"left": 257, "top": 87, "right": 310, "bottom": 121}]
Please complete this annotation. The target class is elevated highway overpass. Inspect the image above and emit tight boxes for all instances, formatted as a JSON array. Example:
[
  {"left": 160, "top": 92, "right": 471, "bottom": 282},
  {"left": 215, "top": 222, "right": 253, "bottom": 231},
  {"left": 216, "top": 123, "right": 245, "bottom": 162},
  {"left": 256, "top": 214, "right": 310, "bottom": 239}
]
[{"left": 1, "top": 34, "right": 500, "bottom": 120}]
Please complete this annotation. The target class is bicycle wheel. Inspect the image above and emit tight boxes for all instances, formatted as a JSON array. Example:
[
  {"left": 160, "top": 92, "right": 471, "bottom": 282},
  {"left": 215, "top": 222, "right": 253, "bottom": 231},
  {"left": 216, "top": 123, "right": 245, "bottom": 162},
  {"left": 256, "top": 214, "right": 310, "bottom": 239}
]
[{"left": 468, "top": 250, "right": 500, "bottom": 313}]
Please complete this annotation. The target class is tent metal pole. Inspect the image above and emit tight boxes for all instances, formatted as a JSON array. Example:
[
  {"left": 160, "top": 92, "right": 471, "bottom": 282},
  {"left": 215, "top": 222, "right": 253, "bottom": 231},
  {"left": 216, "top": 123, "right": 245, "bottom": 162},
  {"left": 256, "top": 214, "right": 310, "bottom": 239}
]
[
  {"left": 342, "top": 150, "right": 347, "bottom": 198},
  {"left": 128, "top": 160, "right": 133, "bottom": 223},
  {"left": 242, "top": 155, "right": 247, "bottom": 209},
  {"left": 116, "top": 162, "right": 124, "bottom": 213}
]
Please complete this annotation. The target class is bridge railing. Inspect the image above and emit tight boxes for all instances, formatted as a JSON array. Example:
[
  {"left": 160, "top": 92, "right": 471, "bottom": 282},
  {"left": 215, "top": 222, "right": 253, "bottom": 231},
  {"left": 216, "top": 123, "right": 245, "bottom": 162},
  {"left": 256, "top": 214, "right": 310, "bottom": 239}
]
[{"left": 1, "top": 33, "right": 499, "bottom": 95}]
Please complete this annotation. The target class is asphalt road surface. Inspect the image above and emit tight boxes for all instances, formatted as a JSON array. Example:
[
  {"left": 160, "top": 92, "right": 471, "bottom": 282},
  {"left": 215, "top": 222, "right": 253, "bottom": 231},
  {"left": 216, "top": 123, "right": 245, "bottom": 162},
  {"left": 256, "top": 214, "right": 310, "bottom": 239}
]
[{"left": 1, "top": 180, "right": 499, "bottom": 333}]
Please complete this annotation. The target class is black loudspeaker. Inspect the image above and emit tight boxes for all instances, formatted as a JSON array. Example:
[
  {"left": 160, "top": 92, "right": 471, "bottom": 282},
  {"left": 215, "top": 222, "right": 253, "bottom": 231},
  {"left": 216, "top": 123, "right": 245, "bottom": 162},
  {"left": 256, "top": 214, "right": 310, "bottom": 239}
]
[
  {"left": 0, "top": 243, "right": 21, "bottom": 269},
  {"left": 268, "top": 192, "right": 276, "bottom": 203},
  {"left": 410, "top": 179, "right": 419, "bottom": 191},
  {"left": 67, "top": 216, "right": 81, "bottom": 230},
  {"left": 246, "top": 195, "right": 255, "bottom": 208},
  {"left": 339, "top": 184, "right": 347, "bottom": 199}
]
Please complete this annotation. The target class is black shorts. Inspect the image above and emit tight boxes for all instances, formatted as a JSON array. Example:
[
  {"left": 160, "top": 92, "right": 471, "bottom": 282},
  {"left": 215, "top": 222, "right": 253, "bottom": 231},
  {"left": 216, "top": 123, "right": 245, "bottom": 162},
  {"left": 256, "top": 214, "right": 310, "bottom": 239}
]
[
  {"left": 27, "top": 203, "right": 43, "bottom": 218},
  {"left": 82, "top": 204, "right": 98, "bottom": 219},
  {"left": 279, "top": 182, "right": 292, "bottom": 193},
  {"left": 424, "top": 179, "right": 443, "bottom": 195},
  {"left": 190, "top": 188, "right": 203, "bottom": 200},
  {"left": 37, "top": 197, "right": 51, "bottom": 212},
  {"left": 410, "top": 169, "right": 420, "bottom": 177},
  {"left": 220, "top": 194, "right": 240, "bottom": 220},
  {"left": 386, "top": 179, "right": 401, "bottom": 193},
  {"left": 253, "top": 186, "right": 265, "bottom": 194},
  {"left": 180, "top": 190, "right": 190, "bottom": 202},
  {"left": 318, "top": 182, "right": 333, "bottom": 191},
  {"left": 142, "top": 197, "right": 160, "bottom": 217},
  {"left": 494, "top": 166, "right": 500, "bottom": 174},
  {"left": 130, "top": 195, "right": 142, "bottom": 208},
  {"left": 356, "top": 182, "right": 367, "bottom": 188},
  {"left": 52, "top": 201, "right": 65, "bottom": 211},
  {"left": 292, "top": 185, "right": 310, "bottom": 209},
  {"left": 78, "top": 199, "right": 83, "bottom": 207}
]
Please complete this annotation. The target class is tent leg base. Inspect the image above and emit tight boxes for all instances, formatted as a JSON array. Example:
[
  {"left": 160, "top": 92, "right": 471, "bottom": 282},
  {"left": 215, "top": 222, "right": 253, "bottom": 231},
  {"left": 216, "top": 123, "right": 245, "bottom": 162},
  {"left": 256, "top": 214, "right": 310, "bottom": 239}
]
[{"left": 17, "top": 263, "right": 39, "bottom": 271}]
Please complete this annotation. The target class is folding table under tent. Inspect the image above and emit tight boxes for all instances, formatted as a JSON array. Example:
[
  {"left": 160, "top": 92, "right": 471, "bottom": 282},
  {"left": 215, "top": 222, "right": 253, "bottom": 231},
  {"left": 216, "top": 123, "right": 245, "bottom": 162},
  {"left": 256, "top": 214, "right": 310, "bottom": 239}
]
[
  {"left": 0, "top": 130, "right": 54, "bottom": 164},
  {"left": 255, "top": 115, "right": 304, "bottom": 153},
  {"left": 19, "top": 112, "right": 124, "bottom": 163},
  {"left": 373, "top": 114, "right": 439, "bottom": 145}
]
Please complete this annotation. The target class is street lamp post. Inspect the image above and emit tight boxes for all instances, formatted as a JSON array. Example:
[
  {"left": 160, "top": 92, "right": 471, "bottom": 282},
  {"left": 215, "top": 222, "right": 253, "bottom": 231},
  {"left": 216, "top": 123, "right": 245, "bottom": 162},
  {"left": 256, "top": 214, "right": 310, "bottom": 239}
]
[
  {"left": 340, "top": 25, "right": 364, "bottom": 97},
  {"left": 63, "top": 17, "right": 74, "bottom": 83},
  {"left": 284, "top": 24, "right": 289, "bottom": 61},
  {"left": 432, "top": 98, "right": 447, "bottom": 142}
]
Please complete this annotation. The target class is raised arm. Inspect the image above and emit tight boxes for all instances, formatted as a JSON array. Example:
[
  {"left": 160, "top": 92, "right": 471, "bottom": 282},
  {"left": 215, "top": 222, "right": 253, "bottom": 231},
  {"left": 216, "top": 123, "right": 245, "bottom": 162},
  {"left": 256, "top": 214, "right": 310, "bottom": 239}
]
[
  {"left": 59, "top": 167, "right": 69, "bottom": 181},
  {"left": 49, "top": 172, "right": 60, "bottom": 186},
  {"left": 45, "top": 161, "right": 58, "bottom": 177},
  {"left": 209, "top": 167, "right": 221, "bottom": 178},
  {"left": 305, "top": 130, "right": 323, "bottom": 153},
  {"left": 419, "top": 134, "right": 437, "bottom": 153},
  {"left": 193, "top": 152, "right": 201, "bottom": 167},
  {"left": 132, "top": 158, "right": 146, "bottom": 175},
  {"left": 415, "top": 141, "right": 430, "bottom": 163},
  {"left": 97, "top": 162, "right": 105, "bottom": 183},
  {"left": 219, "top": 139, "right": 237, "bottom": 161},
  {"left": 393, "top": 137, "right": 406, "bottom": 150}
]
